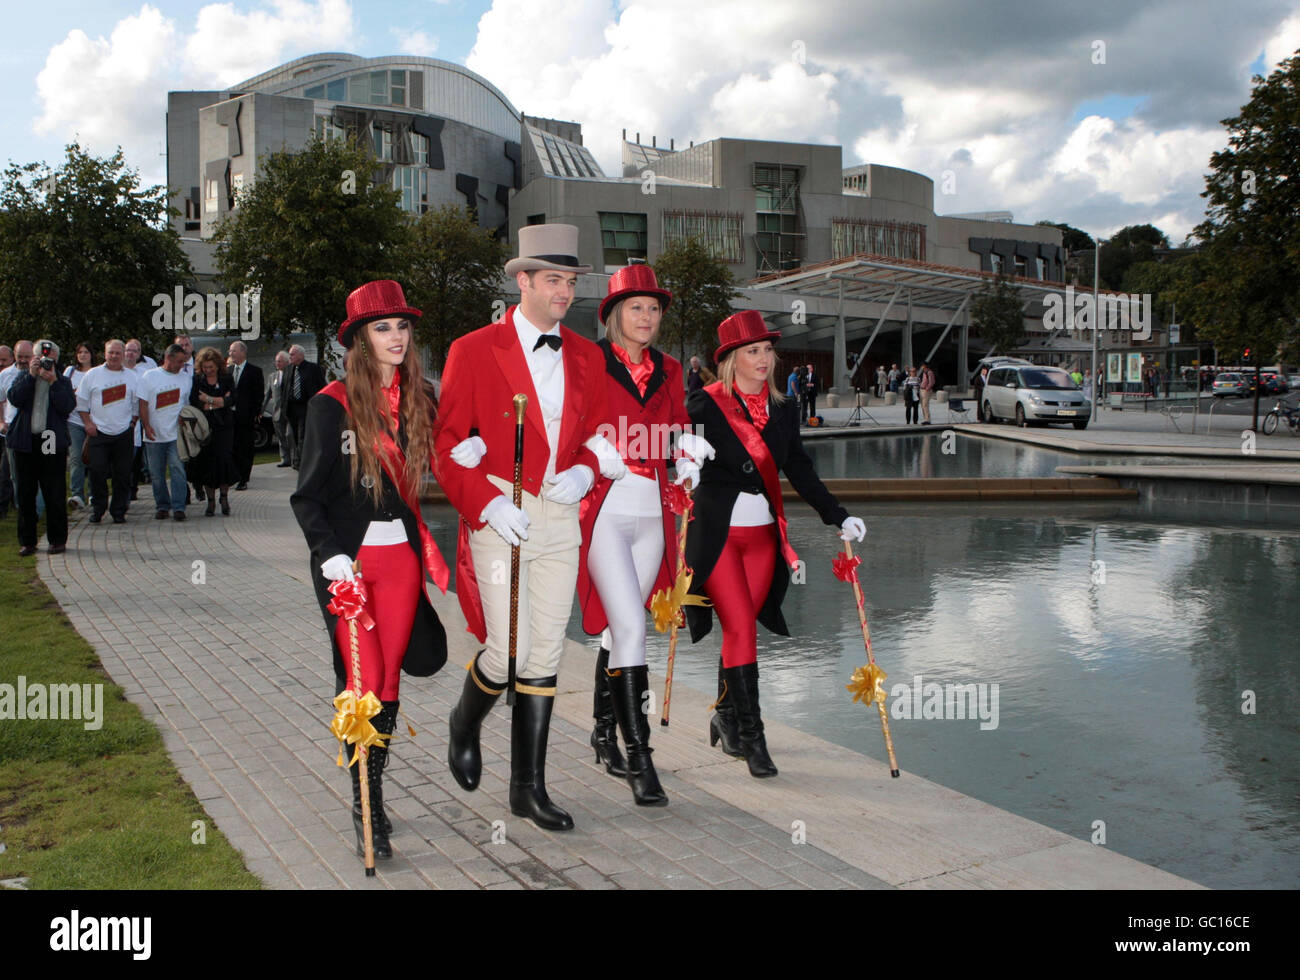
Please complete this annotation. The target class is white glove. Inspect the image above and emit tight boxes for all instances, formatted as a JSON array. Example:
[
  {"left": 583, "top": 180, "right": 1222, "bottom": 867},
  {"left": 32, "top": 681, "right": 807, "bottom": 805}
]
[
  {"left": 481, "top": 495, "right": 530, "bottom": 547},
  {"left": 450, "top": 435, "right": 486, "bottom": 468},
  {"left": 840, "top": 516, "right": 866, "bottom": 542},
  {"left": 584, "top": 433, "right": 627, "bottom": 481},
  {"left": 543, "top": 465, "right": 594, "bottom": 505},
  {"left": 677, "top": 432, "right": 715, "bottom": 464},
  {"left": 321, "top": 554, "right": 356, "bottom": 581},
  {"left": 674, "top": 458, "right": 700, "bottom": 489}
]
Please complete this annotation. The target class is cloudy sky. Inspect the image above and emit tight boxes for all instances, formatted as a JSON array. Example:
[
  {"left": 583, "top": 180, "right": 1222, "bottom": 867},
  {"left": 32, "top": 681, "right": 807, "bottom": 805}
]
[{"left": 3, "top": 0, "right": 1298, "bottom": 243}]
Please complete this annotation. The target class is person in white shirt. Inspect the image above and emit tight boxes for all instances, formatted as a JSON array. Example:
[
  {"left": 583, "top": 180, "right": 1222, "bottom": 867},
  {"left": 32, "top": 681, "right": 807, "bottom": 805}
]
[
  {"left": 125, "top": 338, "right": 157, "bottom": 498},
  {"left": 77, "top": 339, "right": 139, "bottom": 523},
  {"left": 63, "top": 341, "right": 95, "bottom": 508},
  {"left": 138, "top": 344, "right": 193, "bottom": 521}
]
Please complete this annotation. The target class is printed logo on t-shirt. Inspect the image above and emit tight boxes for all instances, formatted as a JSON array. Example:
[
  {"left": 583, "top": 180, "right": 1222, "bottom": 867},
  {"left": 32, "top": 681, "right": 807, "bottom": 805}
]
[
  {"left": 101, "top": 383, "right": 127, "bottom": 405},
  {"left": 156, "top": 387, "right": 181, "bottom": 408}
]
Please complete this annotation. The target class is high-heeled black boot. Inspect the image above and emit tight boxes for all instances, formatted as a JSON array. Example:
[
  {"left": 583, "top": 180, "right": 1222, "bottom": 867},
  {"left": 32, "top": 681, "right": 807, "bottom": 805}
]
[
  {"left": 723, "top": 662, "right": 778, "bottom": 778},
  {"left": 447, "top": 653, "right": 505, "bottom": 791},
  {"left": 509, "top": 676, "right": 574, "bottom": 831},
  {"left": 709, "top": 657, "right": 743, "bottom": 757},
  {"left": 590, "top": 647, "right": 627, "bottom": 778},
  {"left": 605, "top": 664, "right": 668, "bottom": 806}
]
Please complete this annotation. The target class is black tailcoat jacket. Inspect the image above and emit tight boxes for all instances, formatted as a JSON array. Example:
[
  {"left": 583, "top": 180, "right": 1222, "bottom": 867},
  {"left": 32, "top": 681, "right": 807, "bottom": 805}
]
[
  {"left": 290, "top": 392, "right": 447, "bottom": 690},
  {"left": 684, "top": 388, "right": 848, "bottom": 643}
]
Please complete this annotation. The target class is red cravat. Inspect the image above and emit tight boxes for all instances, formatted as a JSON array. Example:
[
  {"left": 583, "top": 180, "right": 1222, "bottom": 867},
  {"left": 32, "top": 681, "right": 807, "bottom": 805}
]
[
  {"left": 381, "top": 376, "right": 401, "bottom": 429},
  {"left": 741, "top": 390, "right": 769, "bottom": 431},
  {"left": 610, "top": 342, "right": 653, "bottom": 397}
]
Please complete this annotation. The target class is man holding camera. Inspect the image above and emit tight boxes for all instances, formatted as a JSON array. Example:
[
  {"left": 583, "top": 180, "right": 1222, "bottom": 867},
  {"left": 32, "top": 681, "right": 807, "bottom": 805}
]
[
  {"left": 7, "top": 340, "right": 74, "bottom": 555},
  {"left": 77, "top": 339, "right": 139, "bottom": 524}
]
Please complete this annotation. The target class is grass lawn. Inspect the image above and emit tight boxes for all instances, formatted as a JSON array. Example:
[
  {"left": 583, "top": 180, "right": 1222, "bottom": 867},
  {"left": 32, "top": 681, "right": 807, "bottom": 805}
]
[{"left": 0, "top": 509, "right": 259, "bottom": 889}]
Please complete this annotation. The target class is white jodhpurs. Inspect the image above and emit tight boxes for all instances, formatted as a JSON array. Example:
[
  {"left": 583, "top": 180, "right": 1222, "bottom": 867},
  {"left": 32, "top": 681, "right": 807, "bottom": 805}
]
[{"left": 588, "top": 507, "right": 665, "bottom": 669}]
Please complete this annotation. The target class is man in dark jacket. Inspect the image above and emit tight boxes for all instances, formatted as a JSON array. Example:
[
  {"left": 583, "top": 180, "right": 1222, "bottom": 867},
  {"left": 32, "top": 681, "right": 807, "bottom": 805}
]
[
  {"left": 284, "top": 344, "right": 326, "bottom": 469},
  {"left": 7, "top": 339, "right": 74, "bottom": 556},
  {"left": 227, "top": 340, "right": 265, "bottom": 489}
]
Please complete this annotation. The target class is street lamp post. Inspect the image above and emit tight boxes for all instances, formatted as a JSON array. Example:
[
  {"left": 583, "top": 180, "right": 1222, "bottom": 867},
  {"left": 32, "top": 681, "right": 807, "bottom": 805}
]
[{"left": 1092, "top": 237, "right": 1105, "bottom": 412}]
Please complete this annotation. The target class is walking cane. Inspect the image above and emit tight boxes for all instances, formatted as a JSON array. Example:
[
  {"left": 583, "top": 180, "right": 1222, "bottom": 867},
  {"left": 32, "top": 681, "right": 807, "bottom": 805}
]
[
  {"left": 651, "top": 483, "right": 708, "bottom": 727},
  {"left": 328, "top": 560, "right": 384, "bottom": 876},
  {"left": 837, "top": 540, "right": 901, "bottom": 778},
  {"left": 507, "top": 393, "right": 527, "bottom": 707}
]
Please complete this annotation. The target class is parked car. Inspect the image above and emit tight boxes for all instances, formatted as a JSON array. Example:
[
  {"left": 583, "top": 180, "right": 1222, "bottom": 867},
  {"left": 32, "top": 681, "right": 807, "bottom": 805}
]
[
  {"left": 1288, "top": 374, "right": 1300, "bottom": 391},
  {"left": 982, "top": 364, "right": 1091, "bottom": 428},
  {"left": 1261, "top": 373, "right": 1288, "bottom": 396},
  {"left": 253, "top": 411, "right": 278, "bottom": 451},
  {"left": 1212, "top": 373, "right": 1250, "bottom": 398}
]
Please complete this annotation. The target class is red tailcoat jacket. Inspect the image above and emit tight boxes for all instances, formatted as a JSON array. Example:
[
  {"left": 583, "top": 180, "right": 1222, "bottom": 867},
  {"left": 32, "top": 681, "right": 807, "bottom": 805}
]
[
  {"left": 577, "top": 340, "right": 691, "bottom": 635},
  {"left": 433, "top": 306, "right": 607, "bottom": 640}
]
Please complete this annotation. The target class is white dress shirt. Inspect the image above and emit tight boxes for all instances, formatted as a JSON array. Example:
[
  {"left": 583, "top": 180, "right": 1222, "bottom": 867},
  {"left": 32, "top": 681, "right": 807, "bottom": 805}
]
[{"left": 513, "top": 306, "right": 566, "bottom": 482}]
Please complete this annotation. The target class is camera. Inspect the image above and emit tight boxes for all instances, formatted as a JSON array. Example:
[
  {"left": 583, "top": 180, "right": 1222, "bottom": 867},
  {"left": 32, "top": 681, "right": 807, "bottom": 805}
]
[{"left": 38, "top": 341, "right": 55, "bottom": 372}]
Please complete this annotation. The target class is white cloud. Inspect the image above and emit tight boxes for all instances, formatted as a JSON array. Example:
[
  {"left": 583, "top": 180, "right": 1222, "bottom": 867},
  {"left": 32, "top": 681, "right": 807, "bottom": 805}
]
[
  {"left": 182, "top": 0, "right": 356, "bottom": 85},
  {"left": 1261, "top": 11, "right": 1300, "bottom": 74},
  {"left": 393, "top": 29, "right": 438, "bottom": 56}
]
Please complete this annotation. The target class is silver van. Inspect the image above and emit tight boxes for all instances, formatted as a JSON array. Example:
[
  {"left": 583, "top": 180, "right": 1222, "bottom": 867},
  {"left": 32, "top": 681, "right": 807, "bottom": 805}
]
[{"left": 983, "top": 364, "right": 1091, "bottom": 429}]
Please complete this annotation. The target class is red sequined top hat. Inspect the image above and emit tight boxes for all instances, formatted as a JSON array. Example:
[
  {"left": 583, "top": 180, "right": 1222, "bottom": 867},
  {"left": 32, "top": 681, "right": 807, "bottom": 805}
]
[
  {"left": 599, "top": 264, "right": 673, "bottom": 325},
  {"left": 338, "top": 280, "right": 422, "bottom": 348},
  {"left": 713, "top": 310, "right": 781, "bottom": 364}
]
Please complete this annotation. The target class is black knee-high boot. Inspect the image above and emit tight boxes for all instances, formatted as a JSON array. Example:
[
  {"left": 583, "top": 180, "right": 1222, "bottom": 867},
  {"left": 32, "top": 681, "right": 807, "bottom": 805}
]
[
  {"left": 349, "top": 701, "right": 397, "bottom": 860},
  {"left": 606, "top": 664, "right": 668, "bottom": 806},
  {"left": 590, "top": 647, "right": 627, "bottom": 777},
  {"left": 709, "top": 657, "right": 743, "bottom": 757},
  {"left": 448, "top": 653, "right": 506, "bottom": 791},
  {"left": 509, "top": 676, "right": 574, "bottom": 832},
  {"left": 723, "top": 662, "right": 778, "bottom": 778}
]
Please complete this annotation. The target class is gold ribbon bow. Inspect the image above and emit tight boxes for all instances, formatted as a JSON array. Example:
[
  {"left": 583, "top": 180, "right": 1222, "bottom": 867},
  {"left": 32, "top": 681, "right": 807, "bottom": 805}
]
[
  {"left": 846, "top": 663, "right": 888, "bottom": 706},
  {"left": 330, "top": 689, "right": 391, "bottom": 766},
  {"left": 650, "top": 566, "right": 712, "bottom": 633}
]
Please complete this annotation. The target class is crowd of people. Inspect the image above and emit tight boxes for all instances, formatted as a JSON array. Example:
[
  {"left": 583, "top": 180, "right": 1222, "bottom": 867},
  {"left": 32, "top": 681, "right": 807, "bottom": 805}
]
[{"left": 0, "top": 335, "right": 326, "bottom": 554}]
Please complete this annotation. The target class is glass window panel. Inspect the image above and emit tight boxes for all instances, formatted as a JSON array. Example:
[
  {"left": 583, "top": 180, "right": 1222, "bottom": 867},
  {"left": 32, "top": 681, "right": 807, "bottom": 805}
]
[
  {"left": 326, "top": 79, "right": 346, "bottom": 100},
  {"left": 390, "top": 70, "right": 405, "bottom": 85},
  {"left": 304, "top": 85, "right": 324, "bottom": 99},
  {"left": 350, "top": 74, "right": 368, "bottom": 103},
  {"left": 370, "top": 71, "right": 387, "bottom": 104},
  {"left": 391, "top": 87, "right": 405, "bottom": 106}
]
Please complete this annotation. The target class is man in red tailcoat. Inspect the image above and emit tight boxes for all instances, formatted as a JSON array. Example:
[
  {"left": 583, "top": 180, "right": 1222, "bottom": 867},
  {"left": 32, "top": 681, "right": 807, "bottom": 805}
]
[{"left": 434, "top": 223, "right": 607, "bottom": 832}]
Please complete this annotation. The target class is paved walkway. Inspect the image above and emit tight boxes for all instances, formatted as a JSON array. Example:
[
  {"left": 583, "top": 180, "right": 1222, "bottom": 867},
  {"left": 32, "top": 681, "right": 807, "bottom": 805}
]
[{"left": 37, "top": 464, "right": 1200, "bottom": 889}]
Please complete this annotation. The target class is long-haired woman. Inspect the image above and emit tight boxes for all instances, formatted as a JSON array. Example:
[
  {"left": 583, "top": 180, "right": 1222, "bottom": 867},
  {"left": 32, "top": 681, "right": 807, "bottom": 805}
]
[
  {"left": 189, "top": 346, "right": 238, "bottom": 515},
  {"left": 290, "top": 280, "right": 449, "bottom": 863},
  {"left": 63, "top": 341, "right": 95, "bottom": 509},
  {"left": 684, "top": 311, "right": 865, "bottom": 777}
]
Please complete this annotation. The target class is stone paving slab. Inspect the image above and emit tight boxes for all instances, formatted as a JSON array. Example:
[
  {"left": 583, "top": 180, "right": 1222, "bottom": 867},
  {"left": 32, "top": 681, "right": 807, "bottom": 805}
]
[{"left": 36, "top": 463, "right": 1201, "bottom": 889}]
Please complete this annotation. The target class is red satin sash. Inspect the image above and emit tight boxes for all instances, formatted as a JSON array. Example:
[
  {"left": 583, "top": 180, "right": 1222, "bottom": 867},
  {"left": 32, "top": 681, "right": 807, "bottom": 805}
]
[
  {"left": 703, "top": 382, "right": 798, "bottom": 569},
  {"left": 321, "top": 382, "right": 450, "bottom": 593}
]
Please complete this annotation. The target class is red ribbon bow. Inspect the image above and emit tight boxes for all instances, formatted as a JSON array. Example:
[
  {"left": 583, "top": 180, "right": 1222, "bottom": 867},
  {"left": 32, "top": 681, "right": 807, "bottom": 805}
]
[
  {"left": 662, "top": 482, "right": 692, "bottom": 517},
  {"left": 326, "top": 577, "right": 376, "bottom": 630},
  {"left": 832, "top": 552, "right": 865, "bottom": 610}
]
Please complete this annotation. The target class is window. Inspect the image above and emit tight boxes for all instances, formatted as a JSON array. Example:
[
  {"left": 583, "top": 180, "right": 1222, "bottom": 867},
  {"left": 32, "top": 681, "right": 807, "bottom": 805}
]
[
  {"left": 304, "top": 84, "right": 325, "bottom": 99},
  {"left": 1035, "top": 257, "right": 1046, "bottom": 279},
  {"left": 313, "top": 115, "right": 346, "bottom": 141},
  {"left": 204, "top": 179, "right": 219, "bottom": 214},
  {"left": 662, "top": 210, "right": 745, "bottom": 263},
  {"left": 990, "top": 253, "right": 1003, "bottom": 273},
  {"left": 373, "top": 126, "right": 395, "bottom": 161},
  {"left": 526, "top": 213, "right": 546, "bottom": 226},
  {"left": 831, "top": 218, "right": 926, "bottom": 261},
  {"left": 326, "top": 78, "right": 346, "bottom": 101},
  {"left": 1014, "top": 256, "right": 1027, "bottom": 277},
  {"left": 370, "top": 71, "right": 388, "bottom": 105},
  {"left": 411, "top": 132, "right": 428, "bottom": 166},
  {"left": 392, "top": 166, "right": 428, "bottom": 214},
  {"left": 390, "top": 68, "right": 405, "bottom": 106},
  {"left": 349, "top": 73, "right": 368, "bottom": 103},
  {"left": 599, "top": 212, "right": 648, "bottom": 271}
]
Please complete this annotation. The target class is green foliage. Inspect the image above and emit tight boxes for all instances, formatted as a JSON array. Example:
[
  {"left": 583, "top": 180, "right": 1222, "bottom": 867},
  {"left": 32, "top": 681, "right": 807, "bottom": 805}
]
[
  {"left": 0, "top": 142, "right": 192, "bottom": 356},
  {"left": 1035, "top": 220, "right": 1093, "bottom": 253},
  {"left": 396, "top": 205, "right": 508, "bottom": 372},
  {"left": 971, "top": 273, "right": 1026, "bottom": 354},
  {"left": 212, "top": 135, "right": 409, "bottom": 365},
  {"left": 653, "top": 237, "right": 739, "bottom": 365}
]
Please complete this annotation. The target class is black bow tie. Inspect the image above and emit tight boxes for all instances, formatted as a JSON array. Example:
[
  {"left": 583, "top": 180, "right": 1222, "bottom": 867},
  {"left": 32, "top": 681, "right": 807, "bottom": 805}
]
[{"left": 533, "top": 334, "right": 562, "bottom": 352}]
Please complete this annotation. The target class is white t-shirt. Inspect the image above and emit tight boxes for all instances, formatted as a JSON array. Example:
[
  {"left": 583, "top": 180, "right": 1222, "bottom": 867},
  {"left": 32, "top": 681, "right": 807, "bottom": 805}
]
[
  {"left": 76, "top": 365, "right": 138, "bottom": 436},
  {"left": 138, "top": 367, "right": 192, "bottom": 443},
  {"left": 63, "top": 367, "right": 89, "bottom": 428},
  {"left": 0, "top": 364, "right": 19, "bottom": 426}
]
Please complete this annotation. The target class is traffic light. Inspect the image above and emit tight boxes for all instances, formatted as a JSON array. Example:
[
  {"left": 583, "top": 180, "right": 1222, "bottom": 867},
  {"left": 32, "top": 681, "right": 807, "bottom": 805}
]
[{"left": 1243, "top": 348, "right": 1251, "bottom": 360}]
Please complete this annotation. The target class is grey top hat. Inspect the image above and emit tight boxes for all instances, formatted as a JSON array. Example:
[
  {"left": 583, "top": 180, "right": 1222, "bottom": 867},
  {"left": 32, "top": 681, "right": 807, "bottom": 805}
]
[{"left": 505, "top": 223, "right": 593, "bottom": 276}]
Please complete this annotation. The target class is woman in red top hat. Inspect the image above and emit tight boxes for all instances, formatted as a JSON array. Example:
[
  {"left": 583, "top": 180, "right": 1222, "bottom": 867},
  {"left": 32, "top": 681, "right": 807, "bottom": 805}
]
[
  {"left": 684, "top": 310, "right": 865, "bottom": 777},
  {"left": 291, "top": 280, "right": 450, "bottom": 863},
  {"left": 447, "top": 264, "right": 713, "bottom": 807}
]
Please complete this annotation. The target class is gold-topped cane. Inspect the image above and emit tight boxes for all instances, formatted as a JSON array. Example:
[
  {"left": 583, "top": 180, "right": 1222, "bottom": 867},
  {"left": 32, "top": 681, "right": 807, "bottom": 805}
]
[{"left": 507, "top": 393, "right": 527, "bottom": 707}]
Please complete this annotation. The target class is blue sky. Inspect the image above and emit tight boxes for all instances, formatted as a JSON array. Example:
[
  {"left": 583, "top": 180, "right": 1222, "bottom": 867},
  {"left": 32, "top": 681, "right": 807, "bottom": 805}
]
[{"left": 3, "top": 0, "right": 1298, "bottom": 242}]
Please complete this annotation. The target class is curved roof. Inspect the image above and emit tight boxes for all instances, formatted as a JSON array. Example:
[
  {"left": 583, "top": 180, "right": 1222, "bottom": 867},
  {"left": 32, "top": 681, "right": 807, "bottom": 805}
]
[{"left": 233, "top": 52, "right": 522, "bottom": 142}]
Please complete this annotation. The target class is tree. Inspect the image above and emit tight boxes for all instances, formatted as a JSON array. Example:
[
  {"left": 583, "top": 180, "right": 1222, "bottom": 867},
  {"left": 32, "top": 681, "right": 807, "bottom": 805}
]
[
  {"left": 212, "top": 134, "right": 410, "bottom": 364},
  {"left": 970, "top": 273, "right": 1026, "bottom": 357},
  {"left": 1173, "top": 50, "right": 1300, "bottom": 429},
  {"left": 1036, "top": 220, "right": 1094, "bottom": 253},
  {"left": 653, "top": 237, "right": 739, "bottom": 366},
  {"left": 396, "top": 205, "right": 508, "bottom": 373},
  {"left": 0, "top": 142, "right": 192, "bottom": 355}
]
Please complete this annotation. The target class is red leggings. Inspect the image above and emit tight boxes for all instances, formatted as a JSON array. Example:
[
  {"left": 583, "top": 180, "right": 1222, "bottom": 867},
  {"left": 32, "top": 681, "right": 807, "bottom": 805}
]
[
  {"left": 704, "top": 524, "right": 777, "bottom": 668},
  {"left": 333, "top": 543, "right": 420, "bottom": 701}
]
